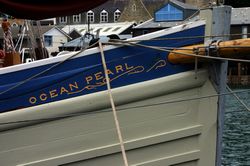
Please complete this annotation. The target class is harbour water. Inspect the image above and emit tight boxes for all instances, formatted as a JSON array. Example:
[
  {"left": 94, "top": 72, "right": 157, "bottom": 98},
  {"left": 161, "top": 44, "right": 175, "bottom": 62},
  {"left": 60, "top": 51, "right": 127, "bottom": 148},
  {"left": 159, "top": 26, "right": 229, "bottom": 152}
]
[{"left": 222, "top": 88, "right": 250, "bottom": 166}]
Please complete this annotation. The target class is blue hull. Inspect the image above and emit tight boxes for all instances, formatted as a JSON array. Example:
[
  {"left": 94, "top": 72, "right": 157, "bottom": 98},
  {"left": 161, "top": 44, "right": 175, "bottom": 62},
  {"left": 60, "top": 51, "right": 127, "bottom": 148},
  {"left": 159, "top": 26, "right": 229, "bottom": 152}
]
[{"left": 0, "top": 23, "right": 205, "bottom": 112}]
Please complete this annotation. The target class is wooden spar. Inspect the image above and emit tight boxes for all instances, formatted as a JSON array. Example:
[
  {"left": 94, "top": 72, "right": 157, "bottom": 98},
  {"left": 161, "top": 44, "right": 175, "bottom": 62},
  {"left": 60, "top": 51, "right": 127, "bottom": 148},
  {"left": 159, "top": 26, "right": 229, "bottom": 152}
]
[{"left": 168, "top": 38, "right": 250, "bottom": 64}]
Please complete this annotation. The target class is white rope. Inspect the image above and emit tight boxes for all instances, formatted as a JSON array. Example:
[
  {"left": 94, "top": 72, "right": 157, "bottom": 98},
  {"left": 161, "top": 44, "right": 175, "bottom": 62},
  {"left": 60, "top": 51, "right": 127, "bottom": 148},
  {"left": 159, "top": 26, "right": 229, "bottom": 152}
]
[
  {"left": 14, "top": 24, "right": 25, "bottom": 51},
  {"left": 18, "top": 26, "right": 26, "bottom": 53},
  {"left": 106, "top": 41, "right": 250, "bottom": 63},
  {"left": 2, "top": 89, "right": 250, "bottom": 126},
  {"left": 139, "top": 0, "right": 152, "bottom": 19},
  {"left": 98, "top": 42, "right": 129, "bottom": 166},
  {"left": 226, "top": 85, "right": 250, "bottom": 111}
]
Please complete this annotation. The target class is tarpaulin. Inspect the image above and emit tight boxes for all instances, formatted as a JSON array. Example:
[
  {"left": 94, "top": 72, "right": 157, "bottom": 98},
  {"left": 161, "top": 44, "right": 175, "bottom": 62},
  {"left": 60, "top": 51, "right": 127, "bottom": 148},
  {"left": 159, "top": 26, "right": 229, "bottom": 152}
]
[{"left": 0, "top": 0, "right": 108, "bottom": 20}]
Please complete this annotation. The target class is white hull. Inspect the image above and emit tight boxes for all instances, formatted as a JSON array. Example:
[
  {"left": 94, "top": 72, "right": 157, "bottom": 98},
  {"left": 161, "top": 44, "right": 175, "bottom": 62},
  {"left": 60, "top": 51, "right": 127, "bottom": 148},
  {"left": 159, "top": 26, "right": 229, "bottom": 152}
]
[{"left": 0, "top": 69, "right": 218, "bottom": 166}]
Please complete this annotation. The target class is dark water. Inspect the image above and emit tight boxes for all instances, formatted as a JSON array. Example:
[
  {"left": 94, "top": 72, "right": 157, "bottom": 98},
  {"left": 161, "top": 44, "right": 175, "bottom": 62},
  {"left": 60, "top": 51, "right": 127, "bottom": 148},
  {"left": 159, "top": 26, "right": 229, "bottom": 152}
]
[{"left": 222, "top": 89, "right": 250, "bottom": 166}]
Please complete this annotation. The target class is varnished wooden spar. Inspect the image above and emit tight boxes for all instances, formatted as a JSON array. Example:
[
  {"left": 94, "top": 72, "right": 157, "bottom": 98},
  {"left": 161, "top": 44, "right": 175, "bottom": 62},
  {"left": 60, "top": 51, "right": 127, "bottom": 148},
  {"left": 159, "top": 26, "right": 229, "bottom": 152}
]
[{"left": 168, "top": 38, "right": 250, "bottom": 64}]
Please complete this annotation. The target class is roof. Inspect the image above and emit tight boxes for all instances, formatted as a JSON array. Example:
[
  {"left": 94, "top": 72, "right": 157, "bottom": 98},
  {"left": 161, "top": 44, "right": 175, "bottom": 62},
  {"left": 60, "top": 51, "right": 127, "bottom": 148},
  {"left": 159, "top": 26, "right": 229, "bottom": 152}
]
[
  {"left": 231, "top": 7, "right": 250, "bottom": 25},
  {"left": 92, "top": 0, "right": 126, "bottom": 13},
  {"left": 61, "top": 33, "right": 131, "bottom": 48},
  {"left": 134, "top": 7, "right": 250, "bottom": 29},
  {"left": 133, "top": 0, "right": 198, "bottom": 29},
  {"left": 134, "top": 18, "right": 182, "bottom": 29},
  {"left": 92, "top": 0, "right": 168, "bottom": 14},
  {"left": 62, "top": 22, "right": 135, "bottom": 36},
  {"left": 169, "top": 0, "right": 197, "bottom": 10},
  {"left": 133, "top": 15, "right": 199, "bottom": 29},
  {"left": 0, "top": 25, "right": 54, "bottom": 38}
]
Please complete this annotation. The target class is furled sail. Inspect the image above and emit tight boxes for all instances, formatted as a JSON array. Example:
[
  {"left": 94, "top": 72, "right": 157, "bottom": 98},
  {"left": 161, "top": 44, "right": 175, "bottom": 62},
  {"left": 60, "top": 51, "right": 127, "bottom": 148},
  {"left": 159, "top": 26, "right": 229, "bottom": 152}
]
[{"left": 0, "top": 0, "right": 108, "bottom": 20}]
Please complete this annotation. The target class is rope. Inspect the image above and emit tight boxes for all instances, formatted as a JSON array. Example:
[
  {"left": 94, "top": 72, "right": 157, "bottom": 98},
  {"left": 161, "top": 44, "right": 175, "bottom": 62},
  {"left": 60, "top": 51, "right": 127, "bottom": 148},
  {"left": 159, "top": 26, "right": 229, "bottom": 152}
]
[
  {"left": 226, "top": 85, "right": 250, "bottom": 111},
  {"left": 18, "top": 25, "right": 26, "bottom": 53},
  {"left": 0, "top": 40, "right": 99, "bottom": 96},
  {"left": 14, "top": 23, "right": 25, "bottom": 51},
  {"left": 122, "top": 44, "right": 250, "bottom": 51},
  {"left": 98, "top": 42, "right": 129, "bottom": 166},
  {"left": 1, "top": 88, "right": 250, "bottom": 126},
  {"left": 111, "top": 33, "right": 250, "bottom": 42},
  {"left": 1, "top": 34, "right": 249, "bottom": 103},
  {"left": 36, "top": 20, "right": 47, "bottom": 59},
  {"left": 106, "top": 40, "right": 250, "bottom": 63},
  {"left": 139, "top": 0, "right": 152, "bottom": 19}
]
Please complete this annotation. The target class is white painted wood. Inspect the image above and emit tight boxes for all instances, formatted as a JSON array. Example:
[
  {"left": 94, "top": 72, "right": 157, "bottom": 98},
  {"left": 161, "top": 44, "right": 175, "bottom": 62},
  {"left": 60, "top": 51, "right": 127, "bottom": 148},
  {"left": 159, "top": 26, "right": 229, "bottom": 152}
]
[{"left": 0, "top": 69, "right": 218, "bottom": 166}]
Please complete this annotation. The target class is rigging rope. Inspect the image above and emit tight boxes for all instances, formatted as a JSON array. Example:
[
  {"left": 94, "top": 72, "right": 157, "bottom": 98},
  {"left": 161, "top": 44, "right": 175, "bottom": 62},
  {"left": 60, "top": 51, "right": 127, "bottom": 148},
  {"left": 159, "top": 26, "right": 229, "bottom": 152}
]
[
  {"left": 0, "top": 40, "right": 99, "bottom": 97},
  {"left": 115, "top": 33, "right": 250, "bottom": 42},
  {"left": 99, "top": 42, "right": 129, "bottom": 166},
  {"left": 107, "top": 40, "right": 250, "bottom": 63},
  {"left": 1, "top": 88, "right": 249, "bottom": 126},
  {"left": 226, "top": 85, "right": 250, "bottom": 111},
  {"left": 139, "top": 0, "right": 152, "bottom": 19},
  {"left": 1, "top": 31, "right": 249, "bottom": 98}
]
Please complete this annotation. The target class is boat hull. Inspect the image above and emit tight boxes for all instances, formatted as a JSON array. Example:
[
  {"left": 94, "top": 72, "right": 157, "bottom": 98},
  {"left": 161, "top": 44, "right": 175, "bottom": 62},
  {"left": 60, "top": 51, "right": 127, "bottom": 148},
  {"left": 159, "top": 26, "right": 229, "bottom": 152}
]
[
  {"left": 0, "top": 69, "right": 218, "bottom": 166},
  {"left": 0, "top": 21, "right": 205, "bottom": 113}
]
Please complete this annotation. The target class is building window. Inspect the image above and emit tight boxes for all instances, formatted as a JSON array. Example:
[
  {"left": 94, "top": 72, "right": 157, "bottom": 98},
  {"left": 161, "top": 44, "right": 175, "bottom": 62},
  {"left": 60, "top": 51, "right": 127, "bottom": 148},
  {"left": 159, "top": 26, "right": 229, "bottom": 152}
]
[
  {"left": 143, "top": 30, "right": 149, "bottom": 34},
  {"left": 114, "top": 9, "right": 121, "bottom": 22},
  {"left": 59, "top": 16, "right": 67, "bottom": 23},
  {"left": 155, "top": 4, "right": 183, "bottom": 21},
  {"left": 87, "top": 10, "right": 94, "bottom": 23},
  {"left": 100, "top": 10, "right": 108, "bottom": 23},
  {"left": 44, "top": 35, "right": 53, "bottom": 47},
  {"left": 132, "top": 4, "right": 136, "bottom": 12},
  {"left": 73, "top": 14, "right": 81, "bottom": 23}
]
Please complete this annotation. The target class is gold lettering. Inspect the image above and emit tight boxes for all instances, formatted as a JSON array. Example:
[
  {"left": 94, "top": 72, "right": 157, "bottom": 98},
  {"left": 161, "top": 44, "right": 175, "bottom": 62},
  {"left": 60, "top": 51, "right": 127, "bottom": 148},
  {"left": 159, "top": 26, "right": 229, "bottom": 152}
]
[
  {"left": 86, "top": 76, "right": 93, "bottom": 84},
  {"left": 29, "top": 97, "right": 37, "bottom": 104},
  {"left": 115, "top": 65, "right": 124, "bottom": 73},
  {"left": 60, "top": 87, "right": 69, "bottom": 95},
  {"left": 40, "top": 93, "right": 47, "bottom": 101},
  {"left": 94, "top": 72, "right": 103, "bottom": 81},
  {"left": 49, "top": 90, "right": 58, "bottom": 98},
  {"left": 125, "top": 63, "right": 133, "bottom": 70},
  {"left": 69, "top": 82, "right": 79, "bottom": 91},
  {"left": 107, "top": 69, "right": 114, "bottom": 75}
]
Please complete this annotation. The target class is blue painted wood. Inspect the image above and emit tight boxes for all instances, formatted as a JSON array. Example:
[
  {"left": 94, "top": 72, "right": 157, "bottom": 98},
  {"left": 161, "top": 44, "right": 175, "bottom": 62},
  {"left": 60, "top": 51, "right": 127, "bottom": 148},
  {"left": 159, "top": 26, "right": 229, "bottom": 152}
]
[{"left": 0, "top": 25, "right": 205, "bottom": 113}]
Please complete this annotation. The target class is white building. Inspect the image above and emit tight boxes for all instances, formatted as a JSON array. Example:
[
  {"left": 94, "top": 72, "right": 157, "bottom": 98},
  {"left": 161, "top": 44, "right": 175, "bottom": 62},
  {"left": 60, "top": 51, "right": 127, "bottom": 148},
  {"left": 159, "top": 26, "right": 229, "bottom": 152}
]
[{"left": 43, "top": 27, "right": 71, "bottom": 55}]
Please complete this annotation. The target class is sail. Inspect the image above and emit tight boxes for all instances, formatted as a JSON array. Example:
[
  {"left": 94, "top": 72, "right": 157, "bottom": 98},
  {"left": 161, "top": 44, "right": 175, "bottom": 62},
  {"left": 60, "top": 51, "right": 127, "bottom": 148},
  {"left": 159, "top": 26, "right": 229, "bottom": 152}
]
[{"left": 0, "top": 0, "right": 108, "bottom": 20}]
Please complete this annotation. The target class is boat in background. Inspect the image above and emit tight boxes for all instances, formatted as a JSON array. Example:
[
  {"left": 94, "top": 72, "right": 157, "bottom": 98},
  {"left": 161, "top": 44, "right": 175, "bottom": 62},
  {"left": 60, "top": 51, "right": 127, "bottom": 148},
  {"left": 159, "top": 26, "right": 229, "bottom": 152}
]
[{"left": 0, "top": 3, "right": 247, "bottom": 166}]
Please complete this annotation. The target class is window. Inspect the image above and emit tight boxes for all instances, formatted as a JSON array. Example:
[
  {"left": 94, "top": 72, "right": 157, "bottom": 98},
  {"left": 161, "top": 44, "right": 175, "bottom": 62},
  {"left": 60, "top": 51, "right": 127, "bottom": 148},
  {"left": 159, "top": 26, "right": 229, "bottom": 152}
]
[
  {"left": 112, "top": 27, "right": 121, "bottom": 32},
  {"left": 103, "top": 27, "right": 112, "bottom": 32},
  {"left": 132, "top": 4, "right": 136, "bottom": 12},
  {"left": 155, "top": 4, "right": 183, "bottom": 22},
  {"left": 100, "top": 10, "right": 108, "bottom": 23},
  {"left": 87, "top": 10, "right": 94, "bottom": 23},
  {"left": 73, "top": 14, "right": 81, "bottom": 23},
  {"left": 44, "top": 35, "right": 53, "bottom": 47},
  {"left": 59, "top": 16, "right": 67, "bottom": 23},
  {"left": 114, "top": 9, "right": 121, "bottom": 22},
  {"left": 143, "top": 30, "right": 149, "bottom": 34}
]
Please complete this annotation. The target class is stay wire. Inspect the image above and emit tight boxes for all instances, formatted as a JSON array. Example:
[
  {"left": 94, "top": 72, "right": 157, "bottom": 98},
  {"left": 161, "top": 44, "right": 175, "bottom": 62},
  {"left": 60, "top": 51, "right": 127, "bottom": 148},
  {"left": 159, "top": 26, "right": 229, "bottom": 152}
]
[
  {"left": 0, "top": 40, "right": 99, "bottom": 97},
  {"left": 107, "top": 40, "right": 250, "bottom": 63}
]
